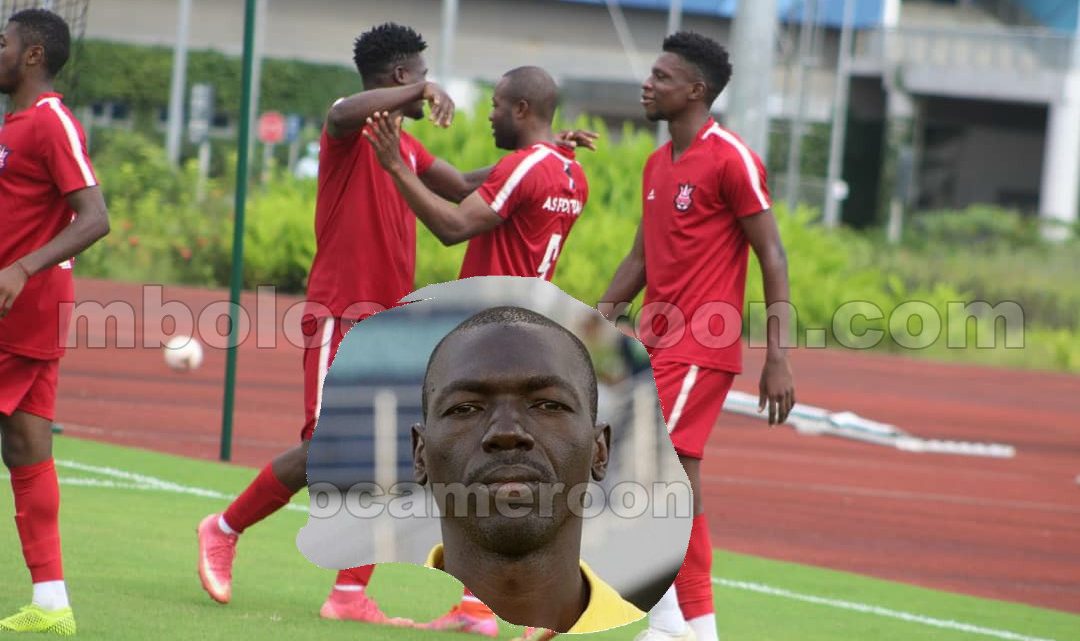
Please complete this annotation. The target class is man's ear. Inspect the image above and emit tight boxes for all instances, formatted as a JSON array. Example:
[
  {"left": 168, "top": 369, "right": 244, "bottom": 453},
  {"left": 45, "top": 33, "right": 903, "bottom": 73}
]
[
  {"left": 591, "top": 423, "right": 611, "bottom": 482},
  {"left": 689, "top": 80, "right": 708, "bottom": 103},
  {"left": 24, "top": 43, "right": 45, "bottom": 70},
  {"left": 393, "top": 64, "right": 409, "bottom": 85},
  {"left": 412, "top": 423, "right": 428, "bottom": 485},
  {"left": 513, "top": 99, "right": 530, "bottom": 120}
]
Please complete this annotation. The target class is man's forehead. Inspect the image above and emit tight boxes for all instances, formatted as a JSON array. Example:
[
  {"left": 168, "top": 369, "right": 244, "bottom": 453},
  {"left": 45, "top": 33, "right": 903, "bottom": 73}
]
[{"left": 429, "top": 324, "right": 583, "bottom": 388}]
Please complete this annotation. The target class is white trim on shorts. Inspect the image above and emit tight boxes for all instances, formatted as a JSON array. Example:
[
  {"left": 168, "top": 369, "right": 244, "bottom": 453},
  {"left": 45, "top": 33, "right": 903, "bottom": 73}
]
[
  {"left": 667, "top": 364, "right": 700, "bottom": 433},
  {"left": 313, "top": 317, "right": 336, "bottom": 422}
]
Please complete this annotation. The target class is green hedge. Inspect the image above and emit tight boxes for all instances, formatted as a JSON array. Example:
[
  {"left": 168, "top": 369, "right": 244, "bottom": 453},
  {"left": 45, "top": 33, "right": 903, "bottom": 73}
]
[{"left": 78, "top": 108, "right": 1080, "bottom": 373}]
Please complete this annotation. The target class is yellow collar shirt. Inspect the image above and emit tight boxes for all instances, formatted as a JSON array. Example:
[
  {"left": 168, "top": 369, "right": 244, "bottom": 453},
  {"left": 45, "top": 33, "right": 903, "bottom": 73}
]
[{"left": 425, "top": 544, "right": 645, "bottom": 633}]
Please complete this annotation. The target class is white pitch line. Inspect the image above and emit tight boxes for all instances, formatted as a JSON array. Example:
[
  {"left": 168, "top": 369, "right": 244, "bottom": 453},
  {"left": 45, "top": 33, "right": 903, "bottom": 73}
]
[
  {"left": 0, "top": 460, "right": 305, "bottom": 512},
  {"left": 713, "top": 578, "right": 1061, "bottom": 641}
]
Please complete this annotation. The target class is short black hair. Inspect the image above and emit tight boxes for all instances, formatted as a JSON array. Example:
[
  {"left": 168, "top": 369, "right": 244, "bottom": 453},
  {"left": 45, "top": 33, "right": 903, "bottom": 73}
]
[
  {"left": 423, "top": 306, "right": 599, "bottom": 424},
  {"left": 8, "top": 8, "right": 70, "bottom": 78},
  {"left": 352, "top": 22, "right": 427, "bottom": 85},
  {"left": 662, "top": 31, "right": 732, "bottom": 105}
]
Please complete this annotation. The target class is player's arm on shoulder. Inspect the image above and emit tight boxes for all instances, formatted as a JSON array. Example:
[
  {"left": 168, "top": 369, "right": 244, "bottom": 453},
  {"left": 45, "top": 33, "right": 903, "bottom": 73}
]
[
  {"left": 326, "top": 80, "right": 452, "bottom": 139},
  {"left": 420, "top": 158, "right": 493, "bottom": 204}
]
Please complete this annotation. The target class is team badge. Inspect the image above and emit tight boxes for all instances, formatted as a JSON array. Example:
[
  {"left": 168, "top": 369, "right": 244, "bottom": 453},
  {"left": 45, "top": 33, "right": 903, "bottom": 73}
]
[
  {"left": 674, "top": 182, "right": 695, "bottom": 212},
  {"left": 0, "top": 145, "right": 9, "bottom": 173}
]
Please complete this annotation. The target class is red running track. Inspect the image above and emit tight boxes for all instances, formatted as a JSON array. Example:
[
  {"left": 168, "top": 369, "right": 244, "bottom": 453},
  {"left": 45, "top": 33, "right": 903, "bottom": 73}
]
[{"left": 55, "top": 279, "right": 1080, "bottom": 614}]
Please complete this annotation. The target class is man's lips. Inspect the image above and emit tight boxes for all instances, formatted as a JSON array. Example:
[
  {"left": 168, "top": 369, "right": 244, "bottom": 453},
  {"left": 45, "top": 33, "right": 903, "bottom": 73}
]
[{"left": 478, "top": 465, "right": 545, "bottom": 485}]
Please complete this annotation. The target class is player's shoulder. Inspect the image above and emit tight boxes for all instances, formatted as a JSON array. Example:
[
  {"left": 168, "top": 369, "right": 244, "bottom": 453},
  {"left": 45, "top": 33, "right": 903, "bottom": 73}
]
[
  {"left": 700, "top": 122, "right": 762, "bottom": 162},
  {"left": 29, "top": 94, "right": 82, "bottom": 132}
]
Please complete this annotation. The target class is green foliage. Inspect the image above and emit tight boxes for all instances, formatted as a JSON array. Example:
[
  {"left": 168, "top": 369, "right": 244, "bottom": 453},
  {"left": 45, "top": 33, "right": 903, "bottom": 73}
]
[
  {"left": 63, "top": 40, "right": 359, "bottom": 121},
  {"left": 79, "top": 108, "right": 1080, "bottom": 373}
]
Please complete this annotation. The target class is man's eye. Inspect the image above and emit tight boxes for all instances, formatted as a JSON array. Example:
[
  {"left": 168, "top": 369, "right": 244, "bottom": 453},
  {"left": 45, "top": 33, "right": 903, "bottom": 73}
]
[
  {"left": 534, "top": 400, "right": 569, "bottom": 412},
  {"left": 446, "top": 404, "right": 480, "bottom": 417}
]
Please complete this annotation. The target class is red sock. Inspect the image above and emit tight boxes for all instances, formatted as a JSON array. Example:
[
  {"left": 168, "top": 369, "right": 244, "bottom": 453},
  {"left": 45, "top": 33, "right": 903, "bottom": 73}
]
[
  {"left": 674, "top": 513, "right": 714, "bottom": 620},
  {"left": 335, "top": 565, "right": 375, "bottom": 588},
  {"left": 11, "top": 458, "right": 64, "bottom": 583},
  {"left": 222, "top": 464, "right": 296, "bottom": 534}
]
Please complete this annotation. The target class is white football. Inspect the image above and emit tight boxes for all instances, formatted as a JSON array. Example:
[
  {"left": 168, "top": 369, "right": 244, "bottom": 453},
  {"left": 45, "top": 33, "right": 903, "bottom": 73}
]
[{"left": 163, "top": 335, "right": 204, "bottom": 372}]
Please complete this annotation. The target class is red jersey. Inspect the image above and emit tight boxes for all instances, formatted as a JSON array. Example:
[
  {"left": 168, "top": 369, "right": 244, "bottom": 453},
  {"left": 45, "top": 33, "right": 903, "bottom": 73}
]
[
  {"left": 0, "top": 93, "right": 98, "bottom": 360},
  {"left": 304, "top": 125, "right": 434, "bottom": 320},
  {"left": 640, "top": 118, "right": 771, "bottom": 373},
  {"left": 460, "top": 142, "right": 587, "bottom": 280}
]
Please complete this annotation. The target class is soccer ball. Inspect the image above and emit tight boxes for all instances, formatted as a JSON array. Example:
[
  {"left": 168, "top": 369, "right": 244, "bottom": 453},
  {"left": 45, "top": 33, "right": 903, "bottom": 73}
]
[{"left": 163, "top": 335, "right": 204, "bottom": 372}]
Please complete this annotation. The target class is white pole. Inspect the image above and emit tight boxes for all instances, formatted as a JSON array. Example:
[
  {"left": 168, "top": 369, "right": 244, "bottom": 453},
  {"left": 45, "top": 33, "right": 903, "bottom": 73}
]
[
  {"left": 439, "top": 0, "right": 459, "bottom": 83},
  {"left": 823, "top": 0, "right": 855, "bottom": 228},
  {"left": 1037, "top": 15, "right": 1080, "bottom": 241},
  {"left": 785, "top": 0, "right": 817, "bottom": 212},
  {"left": 656, "top": 0, "right": 683, "bottom": 146},
  {"left": 726, "top": 0, "right": 778, "bottom": 164},
  {"left": 196, "top": 139, "right": 211, "bottom": 202},
  {"left": 374, "top": 389, "right": 398, "bottom": 560},
  {"left": 166, "top": 0, "right": 192, "bottom": 166}
]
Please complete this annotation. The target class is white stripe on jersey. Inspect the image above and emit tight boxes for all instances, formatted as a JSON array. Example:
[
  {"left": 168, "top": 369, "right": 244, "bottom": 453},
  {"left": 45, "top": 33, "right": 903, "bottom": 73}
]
[
  {"left": 37, "top": 97, "right": 97, "bottom": 188},
  {"left": 490, "top": 145, "right": 557, "bottom": 214},
  {"left": 702, "top": 124, "right": 770, "bottom": 212}
]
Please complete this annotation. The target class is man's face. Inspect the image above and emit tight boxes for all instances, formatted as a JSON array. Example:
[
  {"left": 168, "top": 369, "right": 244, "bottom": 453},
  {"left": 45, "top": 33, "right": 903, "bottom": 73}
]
[
  {"left": 398, "top": 53, "right": 428, "bottom": 120},
  {"left": 415, "top": 323, "right": 608, "bottom": 556},
  {"left": 0, "top": 23, "right": 26, "bottom": 96},
  {"left": 641, "top": 52, "right": 703, "bottom": 122},
  {"left": 488, "top": 78, "right": 518, "bottom": 150}
]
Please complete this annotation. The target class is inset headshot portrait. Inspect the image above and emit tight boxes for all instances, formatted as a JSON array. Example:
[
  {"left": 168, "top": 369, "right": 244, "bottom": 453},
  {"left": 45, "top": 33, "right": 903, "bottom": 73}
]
[{"left": 298, "top": 277, "right": 692, "bottom": 633}]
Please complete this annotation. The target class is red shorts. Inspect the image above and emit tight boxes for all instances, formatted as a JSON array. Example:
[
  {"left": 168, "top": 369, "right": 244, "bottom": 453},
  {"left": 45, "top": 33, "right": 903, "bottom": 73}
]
[
  {"left": 300, "top": 316, "right": 355, "bottom": 441},
  {"left": 0, "top": 349, "right": 59, "bottom": 421},
  {"left": 652, "top": 358, "right": 735, "bottom": 459}
]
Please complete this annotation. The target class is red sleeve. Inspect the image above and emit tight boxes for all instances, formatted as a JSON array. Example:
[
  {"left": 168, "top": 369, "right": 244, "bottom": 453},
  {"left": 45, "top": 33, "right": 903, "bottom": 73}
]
[
  {"left": 36, "top": 101, "right": 97, "bottom": 196},
  {"left": 718, "top": 146, "right": 771, "bottom": 218},
  {"left": 407, "top": 135, "right": 435, "bottom": 175},
  {"left": 477, "top": 151, "right": 536, "bottom": 220}
]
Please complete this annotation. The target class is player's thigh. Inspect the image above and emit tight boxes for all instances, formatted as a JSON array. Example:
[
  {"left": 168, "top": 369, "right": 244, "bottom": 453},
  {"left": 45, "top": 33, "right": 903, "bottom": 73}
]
[
  {"left": 0, "top": 353, "right": 57, "bottom": 468},
  {"left": 651, "top": 360, "right": 734, "bottom": 460}
]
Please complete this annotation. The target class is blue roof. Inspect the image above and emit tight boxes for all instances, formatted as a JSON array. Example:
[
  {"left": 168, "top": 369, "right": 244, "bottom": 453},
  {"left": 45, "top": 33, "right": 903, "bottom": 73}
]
[
  {"left": 556, "top": 0, "right": 885, "bottom": 30},
  {"left": 1013, "top": 0, "right": 1078, "bottom": 34}
]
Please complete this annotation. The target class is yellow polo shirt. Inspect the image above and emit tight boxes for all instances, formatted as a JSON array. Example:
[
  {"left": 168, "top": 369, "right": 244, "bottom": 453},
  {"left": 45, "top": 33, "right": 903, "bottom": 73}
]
[{"left": 426, "top": 544, "right": 645, "bottom": 633}]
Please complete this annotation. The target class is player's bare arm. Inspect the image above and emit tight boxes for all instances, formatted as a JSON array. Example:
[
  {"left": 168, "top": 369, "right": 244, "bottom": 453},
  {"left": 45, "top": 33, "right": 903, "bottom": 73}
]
[
  {"left": 0, "top": 186, "right": 108, "bottom": 318},
  {"left": 364, "top": 112, "right": 501, "bottom": 245},
  {"left": 326, "top": 80, "right": 453, "bottom": 139},
  {"left": 737, "top": 209, "right": 795, "bottom": 425},
  {"left": 420, "top": 128, "right": 599, "bottom": 204},
  {"left": 420, "top": 159, "right": 494, "bottom": 204},
  {"left": 598, "top": 220, "right": 647, "bottom": 325}
]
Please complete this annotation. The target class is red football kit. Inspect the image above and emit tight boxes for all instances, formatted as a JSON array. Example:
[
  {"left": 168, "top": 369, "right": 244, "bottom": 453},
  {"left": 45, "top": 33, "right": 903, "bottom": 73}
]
[
  {"left": 0, "top": 93, "right": 97, "bottom": 420},
  {"left": 299, "top": 125, "right": 434, "bottom": 439},
  {"left": 461, "top": 142, "right": 587, "bottom": 280},
  {"left": 641, "top": 117, "right": 771, "bottom": 458}
]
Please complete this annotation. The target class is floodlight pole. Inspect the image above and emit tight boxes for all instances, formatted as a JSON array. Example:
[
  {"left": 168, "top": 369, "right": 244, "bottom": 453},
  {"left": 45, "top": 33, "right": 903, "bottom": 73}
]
[{"left": 220, "top": 0, "right": 258, "bottom": 462}]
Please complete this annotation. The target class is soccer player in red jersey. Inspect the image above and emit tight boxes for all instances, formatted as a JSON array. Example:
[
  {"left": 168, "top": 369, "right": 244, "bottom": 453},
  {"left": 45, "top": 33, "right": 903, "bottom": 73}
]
[
  {"left": 601, "top": 32, "right": 796, "bottom": 641},
  {"left": 364, "top": 65, "right": 592, "bottom": 282},
  {"left": 0, "top": 9, "right": 110, "bottom": 635},
  {"left": 196, "top": 23, "right": 503, "bottom": 633}
]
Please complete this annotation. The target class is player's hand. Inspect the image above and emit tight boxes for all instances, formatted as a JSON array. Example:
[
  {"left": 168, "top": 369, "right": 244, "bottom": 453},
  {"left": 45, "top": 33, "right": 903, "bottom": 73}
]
[
  {"left": 758, "top": 355, "right": 795, "bottom": 425},
  {"left": 422, "top": 81, "right": 455, "bottom": 128},
  {"left": 555, "top": 129, "right": 599, "bottom": 151},
  {"left": 0, "top": 261, "right": 30, "bottom": 319},
  {"left": 362, "top": 111, "right": 405, "bottom": 171}
]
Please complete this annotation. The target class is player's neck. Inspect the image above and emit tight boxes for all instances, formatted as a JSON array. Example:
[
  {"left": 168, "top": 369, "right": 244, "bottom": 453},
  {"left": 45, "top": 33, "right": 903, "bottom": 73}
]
[
  {"left": 11, "top": 78, "right": 53, "bottom": 112},
  {"left": 516, "top": 127, "right": 555, "bottom": 150},
  {"left": 667, "top": 110, "right": 711, "bottom": 158},
  {"left": 441, "top": 522, "right": 587, "bottom": 631}
]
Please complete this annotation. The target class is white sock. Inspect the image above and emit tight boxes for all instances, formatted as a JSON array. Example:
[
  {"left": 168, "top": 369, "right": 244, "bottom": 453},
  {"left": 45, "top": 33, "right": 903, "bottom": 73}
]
[
  {"left": 218, "top": 515, "right": 239, "bottom": 536},
  {"left": 32, "top": 581, "right": 69, "bottom": 611},
  {"left": 333, "top": 584, "right": 364, "bottom": 592},
  {"left": 648, "top": 585, "right": 687, "bottom": 636},
  {"left": 687, "top": 613, "right": 718, "bottom": 641}
]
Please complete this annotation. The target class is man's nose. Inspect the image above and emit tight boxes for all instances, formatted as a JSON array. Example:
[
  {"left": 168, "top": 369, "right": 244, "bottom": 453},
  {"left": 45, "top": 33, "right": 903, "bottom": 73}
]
[{"left": 481, "top": 402, "right": 535, "bottom": 452}]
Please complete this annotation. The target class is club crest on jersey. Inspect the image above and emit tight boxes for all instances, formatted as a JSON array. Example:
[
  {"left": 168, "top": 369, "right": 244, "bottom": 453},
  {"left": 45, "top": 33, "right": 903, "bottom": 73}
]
[
  {"left": 0, "top": 145, "right": 9, "bottom": 173},
  {"left": 674, "top": 182, "right": 696, "bottom": 212}
]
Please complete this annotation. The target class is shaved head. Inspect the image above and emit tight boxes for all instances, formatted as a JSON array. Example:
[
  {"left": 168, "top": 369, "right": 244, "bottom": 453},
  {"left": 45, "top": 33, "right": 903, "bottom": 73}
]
[{"left": 499, "top": 66, "right": 559, "bottom": 122}]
